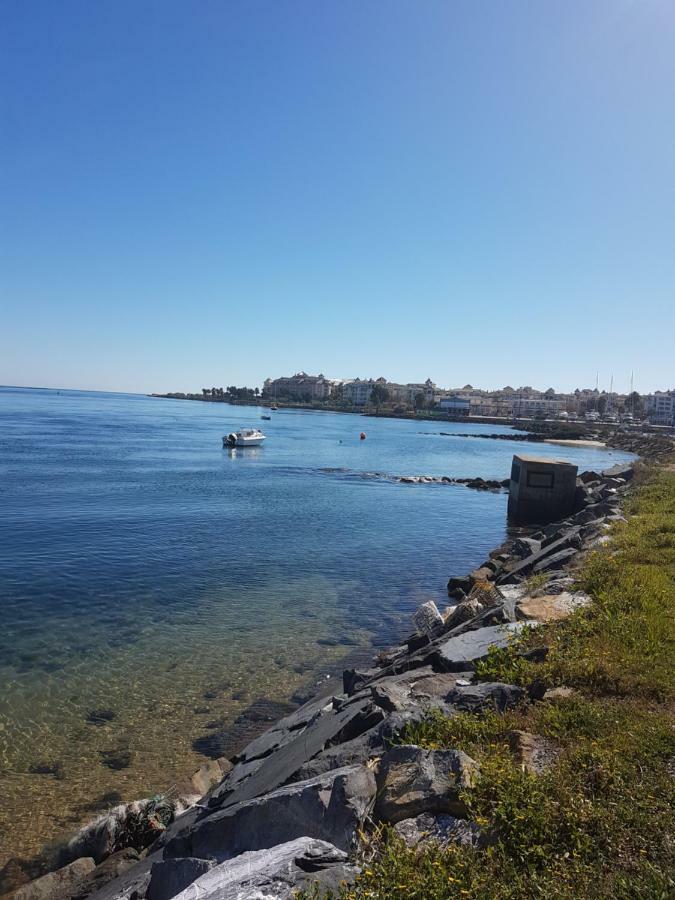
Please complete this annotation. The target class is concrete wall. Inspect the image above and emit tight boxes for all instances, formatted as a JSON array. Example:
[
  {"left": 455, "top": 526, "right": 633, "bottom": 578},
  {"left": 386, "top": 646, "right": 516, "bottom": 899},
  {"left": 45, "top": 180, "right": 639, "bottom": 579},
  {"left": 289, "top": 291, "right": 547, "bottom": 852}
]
[{"left": 507, "top": 454, "right": 578, "bottom": 524}]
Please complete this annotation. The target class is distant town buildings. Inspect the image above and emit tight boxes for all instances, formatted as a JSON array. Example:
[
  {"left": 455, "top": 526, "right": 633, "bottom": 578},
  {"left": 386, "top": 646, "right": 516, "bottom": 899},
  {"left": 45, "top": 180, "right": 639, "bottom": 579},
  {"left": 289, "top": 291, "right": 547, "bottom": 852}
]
[
  {"left": 262, "top": 372, "right": 334, "bottom": 402},
  {"left": 259, "top": 371, "right": 673, "bottom": 427}
]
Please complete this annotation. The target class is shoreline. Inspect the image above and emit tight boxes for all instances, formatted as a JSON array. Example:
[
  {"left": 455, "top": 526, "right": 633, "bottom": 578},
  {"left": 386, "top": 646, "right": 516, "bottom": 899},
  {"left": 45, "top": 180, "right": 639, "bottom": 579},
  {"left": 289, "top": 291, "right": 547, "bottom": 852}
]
[{"left": 4, "top": 455, "right": 650, "bottom": 898}]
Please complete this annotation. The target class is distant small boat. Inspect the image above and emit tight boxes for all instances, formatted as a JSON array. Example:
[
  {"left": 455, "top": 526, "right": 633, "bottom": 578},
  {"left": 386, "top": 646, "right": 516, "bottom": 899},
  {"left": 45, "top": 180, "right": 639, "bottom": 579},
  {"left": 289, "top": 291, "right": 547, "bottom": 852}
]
[
  {"left": 271, "top": 405, "right": 279, "bottom": 411},
  {"left": 223, "top": 428, "right": 266, "bottom": 448},
  {"left": 261, "top": 414, "right": 271, "bottom": 420}
]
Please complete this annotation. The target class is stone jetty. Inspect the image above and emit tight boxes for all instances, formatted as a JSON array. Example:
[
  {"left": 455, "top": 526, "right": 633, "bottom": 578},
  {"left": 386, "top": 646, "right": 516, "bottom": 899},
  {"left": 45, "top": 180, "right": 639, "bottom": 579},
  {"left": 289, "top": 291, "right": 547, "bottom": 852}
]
[{"left": 3, "top": 462, "right": 638, "bottom": 900}]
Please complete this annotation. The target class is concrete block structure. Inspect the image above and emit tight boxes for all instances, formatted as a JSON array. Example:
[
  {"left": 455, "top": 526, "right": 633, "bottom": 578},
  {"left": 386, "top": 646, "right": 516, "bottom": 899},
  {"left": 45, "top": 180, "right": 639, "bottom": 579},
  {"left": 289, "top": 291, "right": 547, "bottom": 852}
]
[{"left": 507, "top": 454, "right": 578, "bottom": 524}]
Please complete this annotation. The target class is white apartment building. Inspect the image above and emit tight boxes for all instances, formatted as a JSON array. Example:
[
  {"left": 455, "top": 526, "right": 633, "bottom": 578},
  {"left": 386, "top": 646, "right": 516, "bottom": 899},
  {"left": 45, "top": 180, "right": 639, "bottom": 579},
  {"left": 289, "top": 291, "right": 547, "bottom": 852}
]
[{"left": 645, "top": 391, "right": 675, "bottom": 426}]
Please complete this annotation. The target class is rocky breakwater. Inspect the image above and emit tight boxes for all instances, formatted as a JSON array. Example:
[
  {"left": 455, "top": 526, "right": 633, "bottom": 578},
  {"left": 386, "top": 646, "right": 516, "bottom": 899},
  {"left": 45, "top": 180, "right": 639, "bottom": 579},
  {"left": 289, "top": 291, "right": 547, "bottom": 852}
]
[{"left": 3, "top": 462, "right": 635, "bottom": 900}]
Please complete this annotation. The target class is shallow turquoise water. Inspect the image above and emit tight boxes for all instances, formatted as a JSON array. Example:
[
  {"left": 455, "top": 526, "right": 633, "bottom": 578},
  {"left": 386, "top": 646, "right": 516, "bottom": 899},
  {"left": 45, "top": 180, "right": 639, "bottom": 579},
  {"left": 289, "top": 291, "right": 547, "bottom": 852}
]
[{"left": 0, "top": 387, "right": 633, "bottom": 862}]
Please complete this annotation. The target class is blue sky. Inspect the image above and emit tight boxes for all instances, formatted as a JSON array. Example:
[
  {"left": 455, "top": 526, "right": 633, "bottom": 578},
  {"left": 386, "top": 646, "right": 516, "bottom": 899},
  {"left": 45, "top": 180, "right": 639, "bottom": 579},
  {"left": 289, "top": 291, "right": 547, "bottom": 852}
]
[{"left": 1, "top": 1, "right": 673, "bottom": 394}]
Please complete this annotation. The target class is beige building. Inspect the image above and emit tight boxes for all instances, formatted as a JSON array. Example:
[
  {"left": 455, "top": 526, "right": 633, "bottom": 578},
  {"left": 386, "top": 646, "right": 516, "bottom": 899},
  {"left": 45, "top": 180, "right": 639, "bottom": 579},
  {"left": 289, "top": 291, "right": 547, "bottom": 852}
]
[{"left": 263, "top": 373, "right": 333, "bottom": 402}]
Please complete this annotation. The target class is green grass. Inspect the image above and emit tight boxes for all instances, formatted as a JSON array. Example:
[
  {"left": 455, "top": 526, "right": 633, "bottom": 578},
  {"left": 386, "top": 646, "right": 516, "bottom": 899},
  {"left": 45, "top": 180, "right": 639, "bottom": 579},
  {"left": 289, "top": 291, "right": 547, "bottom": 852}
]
[{"left": 301, "top": 463, "right": 675, "bottom": 899}]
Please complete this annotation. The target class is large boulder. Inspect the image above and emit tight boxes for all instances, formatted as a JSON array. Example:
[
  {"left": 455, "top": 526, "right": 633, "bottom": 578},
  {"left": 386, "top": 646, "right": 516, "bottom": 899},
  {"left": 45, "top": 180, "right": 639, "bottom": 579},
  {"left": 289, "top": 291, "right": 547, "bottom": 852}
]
[
  {"left": 165, "top": 764, "right": 376, "bottom": 861},
  {"left": 516, "top": 591, "right": 591, "bottom": 622},
  {"left": 169, "top": 838, "right": 358, "bottom": 900},
  {"left": 208, "top": 697, "right": 383, "bottom": 810},
  {"left": 375, "top": 745, "right": 478, "bottom": 824},
  {"left": 432, "top": 623, "right": 528, "bottom": 672}
]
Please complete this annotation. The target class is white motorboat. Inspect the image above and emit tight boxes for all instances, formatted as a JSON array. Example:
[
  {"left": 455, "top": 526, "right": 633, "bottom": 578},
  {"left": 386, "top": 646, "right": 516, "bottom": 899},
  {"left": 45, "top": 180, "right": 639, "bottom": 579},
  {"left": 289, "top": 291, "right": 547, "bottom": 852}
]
[{"left": 223, "top": 427, "right": 266, "bottom": 448}]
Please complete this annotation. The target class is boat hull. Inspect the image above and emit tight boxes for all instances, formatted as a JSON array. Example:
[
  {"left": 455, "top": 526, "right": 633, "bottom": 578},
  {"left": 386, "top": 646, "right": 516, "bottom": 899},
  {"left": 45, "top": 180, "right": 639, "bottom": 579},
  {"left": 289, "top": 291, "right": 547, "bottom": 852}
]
[{"left": 234, "top": 436, "right": 265, "bottom": 447}]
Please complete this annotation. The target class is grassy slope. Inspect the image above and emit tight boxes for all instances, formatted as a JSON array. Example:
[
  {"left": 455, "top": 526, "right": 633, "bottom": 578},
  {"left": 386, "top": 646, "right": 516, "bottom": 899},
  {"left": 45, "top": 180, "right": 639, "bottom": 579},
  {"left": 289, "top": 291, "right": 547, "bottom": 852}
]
[{"left": 313, "top": 463, "right": 675, "bottom": 899}]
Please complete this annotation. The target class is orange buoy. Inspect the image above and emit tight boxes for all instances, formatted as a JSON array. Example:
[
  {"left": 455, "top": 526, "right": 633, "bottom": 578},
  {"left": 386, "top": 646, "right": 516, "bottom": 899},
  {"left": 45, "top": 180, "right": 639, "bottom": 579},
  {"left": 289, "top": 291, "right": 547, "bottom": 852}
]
[{"left": 360, "top": 432, "right": 366, "bottom": 440}]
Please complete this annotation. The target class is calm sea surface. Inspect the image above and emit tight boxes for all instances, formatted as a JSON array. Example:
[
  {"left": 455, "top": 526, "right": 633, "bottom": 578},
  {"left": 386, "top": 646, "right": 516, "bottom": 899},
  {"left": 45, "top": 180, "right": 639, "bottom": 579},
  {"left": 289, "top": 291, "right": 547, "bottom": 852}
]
[{"left": 0, "top": 387, "right": 634, "bottom": 865}]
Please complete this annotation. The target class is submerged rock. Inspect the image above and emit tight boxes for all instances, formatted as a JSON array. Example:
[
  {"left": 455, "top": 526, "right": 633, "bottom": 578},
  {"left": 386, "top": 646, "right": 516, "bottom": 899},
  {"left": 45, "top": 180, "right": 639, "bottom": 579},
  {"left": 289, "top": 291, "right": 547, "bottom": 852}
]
[
  {"left": 85, "top": 708, "right": 116, "bottom": 727},
  {"left": 11, "top": 857, "right": 95, "bottom": 900}
]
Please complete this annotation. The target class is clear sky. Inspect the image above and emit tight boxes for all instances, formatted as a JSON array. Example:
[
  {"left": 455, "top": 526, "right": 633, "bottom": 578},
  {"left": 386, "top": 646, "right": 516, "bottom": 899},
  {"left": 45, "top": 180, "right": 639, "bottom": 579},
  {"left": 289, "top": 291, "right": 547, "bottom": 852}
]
[{"left": 1, "top": 1, "right": 674, "bottom": 395}]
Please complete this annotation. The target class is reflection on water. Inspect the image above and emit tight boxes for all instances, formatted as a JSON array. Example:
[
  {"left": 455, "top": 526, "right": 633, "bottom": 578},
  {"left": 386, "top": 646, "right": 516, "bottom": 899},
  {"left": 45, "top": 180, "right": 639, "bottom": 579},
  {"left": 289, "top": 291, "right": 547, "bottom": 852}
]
[{"left": 0, "top": 387, "right": 634, "bottom": 865}]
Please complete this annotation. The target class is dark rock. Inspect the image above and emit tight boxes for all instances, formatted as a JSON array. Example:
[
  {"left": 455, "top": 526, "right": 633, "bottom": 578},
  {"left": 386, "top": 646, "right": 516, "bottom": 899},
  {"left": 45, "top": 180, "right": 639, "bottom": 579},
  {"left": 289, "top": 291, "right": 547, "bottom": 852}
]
[
  {"left": 532, "top": 547, "right": 579, "bottom": 573},
  {"left": 447, "top": 576, "right": 472, "bottom": 598},
  {"left": 343, "top": 667, "right": 378, "bottom": 695},
  {"left": 602, "top": 463, "right": 634, "bottom": 480},
  {"left": 166, "top": 765, "right": 376, "bottom": 861},
  {"left": 28, "top": 761, "right": 64, "bottom": 779},
  {"left": 432, "top": 623, "right": 528, "bottom": 672},
  {"left": 99, "top": 746, "right": 132, "bottom": 771},
  {"left": 85, "top": 708, "right": 116, "bottom": 726},
  {"left": 512, "top": 537, "right": 541, "bottom": 558},
  {"left": 375, "top": 745, "right": 478, "bottom": 824},
  {"left": 450, "top": 682, "right": 525, "bottom": 713},
  {"left": 291, "top": 724, "right": 385, "bottom": 781},
  {"left": 146, "top": 857, "right": 215, "bottom": 900},
  {"left": 520, "top": 646, "right": 550, "bottom": 663},
  {"left": 528, "top": 678, "right": 548, "bottom": 701},
  {"left": 208, "top": 699, "right": 382, "bottom": 809},
  {"left": 406, "top": 632, "right": 431, "bottom": 653}
]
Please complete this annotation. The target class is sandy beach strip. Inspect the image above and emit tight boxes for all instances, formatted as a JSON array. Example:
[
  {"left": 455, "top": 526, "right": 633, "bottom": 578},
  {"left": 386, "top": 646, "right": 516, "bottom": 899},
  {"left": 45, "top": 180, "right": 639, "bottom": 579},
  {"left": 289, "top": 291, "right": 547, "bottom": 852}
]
[{"left": 544, "top": 438, "right": 606, "bottom": 448}]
